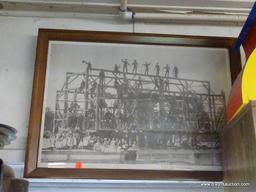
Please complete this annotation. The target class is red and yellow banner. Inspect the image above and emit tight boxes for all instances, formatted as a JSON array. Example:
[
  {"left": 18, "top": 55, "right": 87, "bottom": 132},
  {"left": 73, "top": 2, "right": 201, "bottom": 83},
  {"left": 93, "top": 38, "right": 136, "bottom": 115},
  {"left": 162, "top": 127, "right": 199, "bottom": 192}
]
[{"left": 227, "top": 2, "right": 256, "bottom": 121}]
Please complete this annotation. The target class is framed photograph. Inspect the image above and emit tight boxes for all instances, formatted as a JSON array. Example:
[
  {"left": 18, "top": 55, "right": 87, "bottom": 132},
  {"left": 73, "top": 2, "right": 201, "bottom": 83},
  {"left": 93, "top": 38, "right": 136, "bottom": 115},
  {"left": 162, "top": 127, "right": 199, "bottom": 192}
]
[{"left": 25, "top": 29, "right": 241, "bottom": 180}]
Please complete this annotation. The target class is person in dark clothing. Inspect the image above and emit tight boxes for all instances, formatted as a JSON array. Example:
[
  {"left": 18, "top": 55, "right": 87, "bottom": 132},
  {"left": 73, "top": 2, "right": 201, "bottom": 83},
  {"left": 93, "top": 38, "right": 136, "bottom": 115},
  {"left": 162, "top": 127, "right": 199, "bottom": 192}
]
[
  {"left": 99, "top": 70, "right": 105, "bottom": 85},
  {"left": 114, "top": 64, "right": 121, "bottom": 75},
  {"left": 44, "top": 107, "right": 54, "bottom": 132},
  {"left": 164, "top": 64, "right": 170, "bottom": 77},
  {"left": 79, "top": 80, "right": 85, "bottom": 92},
  {"left": 132, "top": 59, "right": 138, "bottom": 73},
  {"left": 155, "top": 62, "right": 160, "bottom": 76},
  {"left": 143, "top": 62, "right": 151, "bottom": 75},
  {"left": 122, "top": 58, "right": 130, "bottom": 73},
  {"left": 138, "top": 76, "right": 143, "bottom": 88},
  {"left": 173, "top": 65, "right": 179, "bottom": 78},
  {"left": 82, "top": 60, "right": 92, "bottom": 72},
  {"left": 90, "top": 82, "right": 97, "bottom": 97}
]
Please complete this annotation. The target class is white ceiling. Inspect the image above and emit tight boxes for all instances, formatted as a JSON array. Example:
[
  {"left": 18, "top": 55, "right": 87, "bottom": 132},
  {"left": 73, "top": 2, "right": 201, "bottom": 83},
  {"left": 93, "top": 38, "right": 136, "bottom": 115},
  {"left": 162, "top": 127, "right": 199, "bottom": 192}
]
[
  {"left": 0, "top": 0, "right": 254, "bottom": 25},
  {"left": 1, "top": 0, "right": 253, "bottom": 8}
]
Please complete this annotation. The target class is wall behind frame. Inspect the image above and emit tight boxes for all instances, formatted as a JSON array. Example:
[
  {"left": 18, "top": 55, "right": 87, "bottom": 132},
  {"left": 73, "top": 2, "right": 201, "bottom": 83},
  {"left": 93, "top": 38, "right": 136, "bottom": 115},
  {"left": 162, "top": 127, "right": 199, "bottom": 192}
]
[
  {"left": 0, "top": 15, "right": 242, "bottom": 191},
  {"left": 0, "top": 16, "right": 242, "bottom": 162}
]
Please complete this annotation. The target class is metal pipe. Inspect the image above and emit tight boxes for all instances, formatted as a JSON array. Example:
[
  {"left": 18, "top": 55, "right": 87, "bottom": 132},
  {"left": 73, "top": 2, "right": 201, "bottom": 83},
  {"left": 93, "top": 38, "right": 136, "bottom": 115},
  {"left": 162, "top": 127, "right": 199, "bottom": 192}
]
[
  {"left": 119, "top": 0, "right": 246, "bottom": 23},
  {"left": 120, "top": 0, "right": 127, "bottom": 12},
  {"left": 129, "top": 5, "right": 250, "bottom": 14},
  {"left": 119, "top": 0, "right": 134, "bottom": 20},
  {"left": 133, "top": 13, "right": 246, "bottom": 22},
  {"left": 119, "top": 11, "right": 246, "bottom": 23}
]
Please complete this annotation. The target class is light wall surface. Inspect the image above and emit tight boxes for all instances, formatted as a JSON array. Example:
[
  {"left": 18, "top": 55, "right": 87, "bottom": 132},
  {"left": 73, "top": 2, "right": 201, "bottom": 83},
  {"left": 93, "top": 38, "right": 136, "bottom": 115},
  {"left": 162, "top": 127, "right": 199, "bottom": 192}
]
[{"left": 0, "top": 15, "right": 242, "bottom": 191}]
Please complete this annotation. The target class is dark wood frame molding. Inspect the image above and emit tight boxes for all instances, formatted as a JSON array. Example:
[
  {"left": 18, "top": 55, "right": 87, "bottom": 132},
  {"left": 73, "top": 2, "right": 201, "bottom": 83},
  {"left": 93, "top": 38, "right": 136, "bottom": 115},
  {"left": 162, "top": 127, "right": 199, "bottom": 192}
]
[{"left": 24, "top": 28, "right": 242, "bottom": 180}]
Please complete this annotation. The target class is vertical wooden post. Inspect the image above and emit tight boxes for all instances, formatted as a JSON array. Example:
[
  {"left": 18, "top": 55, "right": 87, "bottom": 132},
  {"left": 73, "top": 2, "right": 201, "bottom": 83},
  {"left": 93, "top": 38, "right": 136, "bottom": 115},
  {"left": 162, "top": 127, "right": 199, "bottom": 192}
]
[
  {"left": 83, "top": 69, "right": 89, "bottom": 130},
  {"left": 64, "top": 73, "right": 69, "bottom": 129},
  {"left": 95, "top": 84, "right": 100, "bottom": 130}
]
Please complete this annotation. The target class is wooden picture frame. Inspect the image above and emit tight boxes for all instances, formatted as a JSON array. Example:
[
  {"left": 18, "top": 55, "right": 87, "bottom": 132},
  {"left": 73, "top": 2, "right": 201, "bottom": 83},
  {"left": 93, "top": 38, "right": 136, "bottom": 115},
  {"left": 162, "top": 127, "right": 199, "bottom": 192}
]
[{"left": 24, "top": 29, "right": 241, "bottom": 180}]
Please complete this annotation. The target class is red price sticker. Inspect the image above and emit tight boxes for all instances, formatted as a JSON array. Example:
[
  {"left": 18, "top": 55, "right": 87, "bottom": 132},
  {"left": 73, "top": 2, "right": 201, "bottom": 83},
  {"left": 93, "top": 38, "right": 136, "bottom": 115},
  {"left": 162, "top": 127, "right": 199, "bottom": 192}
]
[{"left": 75, "top": 161, "right": 83, "bottom": 169}]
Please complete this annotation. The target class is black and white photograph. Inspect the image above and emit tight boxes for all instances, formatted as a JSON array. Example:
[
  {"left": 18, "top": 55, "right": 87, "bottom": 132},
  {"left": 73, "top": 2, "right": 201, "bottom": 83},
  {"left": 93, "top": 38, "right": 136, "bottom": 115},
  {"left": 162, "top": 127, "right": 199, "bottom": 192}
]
[{"left": 37, "top": 40, "right": 231, "bottom": 171}]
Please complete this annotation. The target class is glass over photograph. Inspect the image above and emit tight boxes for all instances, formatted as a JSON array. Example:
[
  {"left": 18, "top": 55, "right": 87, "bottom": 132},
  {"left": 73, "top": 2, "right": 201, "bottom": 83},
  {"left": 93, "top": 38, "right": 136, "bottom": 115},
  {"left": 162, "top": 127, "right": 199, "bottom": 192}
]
[{"left": 38, "top": 41, "right": 231, "bottom": 171}]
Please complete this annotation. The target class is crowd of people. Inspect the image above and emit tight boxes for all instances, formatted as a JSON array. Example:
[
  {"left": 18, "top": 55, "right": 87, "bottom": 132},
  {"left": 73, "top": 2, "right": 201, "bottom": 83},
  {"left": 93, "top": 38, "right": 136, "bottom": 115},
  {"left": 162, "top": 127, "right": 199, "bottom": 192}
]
[
  {"left": 43, "top": 125, "right": 219, "bottom": 152},
  {"left": 43, "top": 129, "right": 138, "bottom": 152}
]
